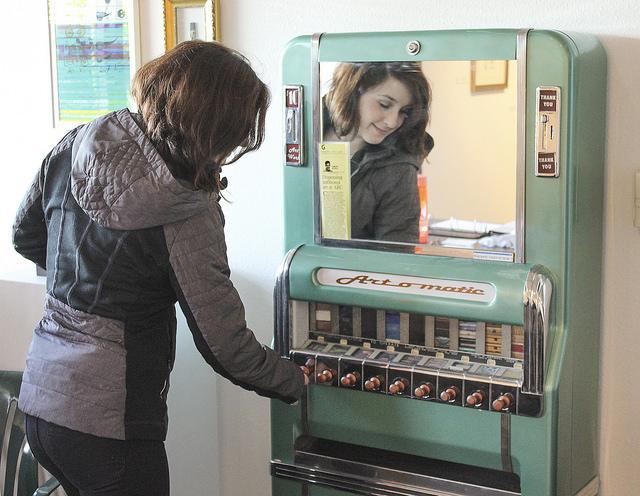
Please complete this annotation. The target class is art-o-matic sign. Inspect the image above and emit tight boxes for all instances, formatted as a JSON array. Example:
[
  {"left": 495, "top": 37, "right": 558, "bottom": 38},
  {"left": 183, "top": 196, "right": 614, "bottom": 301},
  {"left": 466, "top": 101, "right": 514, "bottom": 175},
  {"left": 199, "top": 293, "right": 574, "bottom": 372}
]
[{"left": 316, "top": 269, "right": 496, "bottom": 303}]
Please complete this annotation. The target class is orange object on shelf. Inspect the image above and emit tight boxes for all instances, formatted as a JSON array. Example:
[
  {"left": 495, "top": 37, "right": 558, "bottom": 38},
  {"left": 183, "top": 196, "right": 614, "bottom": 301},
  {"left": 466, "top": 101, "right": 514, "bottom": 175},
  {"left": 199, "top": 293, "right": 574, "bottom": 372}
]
[{"left": 417, "top": 174, "right": 428, "bottom": 244}]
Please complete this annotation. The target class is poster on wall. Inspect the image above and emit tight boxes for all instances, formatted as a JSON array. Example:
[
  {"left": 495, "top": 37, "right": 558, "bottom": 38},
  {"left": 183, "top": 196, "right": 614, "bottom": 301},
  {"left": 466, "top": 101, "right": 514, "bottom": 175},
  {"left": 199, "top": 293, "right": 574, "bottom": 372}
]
[{"left": 48, "top": 0, "right": 140, "bottom": 125}]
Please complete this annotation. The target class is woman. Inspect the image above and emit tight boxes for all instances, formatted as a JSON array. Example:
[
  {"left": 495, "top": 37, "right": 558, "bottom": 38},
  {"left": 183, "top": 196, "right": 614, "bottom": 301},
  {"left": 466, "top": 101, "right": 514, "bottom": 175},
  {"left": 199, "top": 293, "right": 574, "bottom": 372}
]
[
  {"left": 12, "top": 41, "right": 306, "bottom": 495},
  {"left": 323, "top": 62, "right": 434, "bottom": 243}
]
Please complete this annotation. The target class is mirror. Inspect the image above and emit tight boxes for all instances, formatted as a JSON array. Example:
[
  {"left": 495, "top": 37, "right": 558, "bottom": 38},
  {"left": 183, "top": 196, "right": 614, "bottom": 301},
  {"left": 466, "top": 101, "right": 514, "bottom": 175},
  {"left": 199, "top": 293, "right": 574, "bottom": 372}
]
[{"left": 318, "top": 60, "right": 518, "bottom": 258}]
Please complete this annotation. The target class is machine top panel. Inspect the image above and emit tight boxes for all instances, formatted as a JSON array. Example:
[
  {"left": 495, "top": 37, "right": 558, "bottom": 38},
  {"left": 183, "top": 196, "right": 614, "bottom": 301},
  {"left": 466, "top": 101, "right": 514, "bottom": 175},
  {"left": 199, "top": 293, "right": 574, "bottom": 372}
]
[{"left": 318, "top": 29, "right": 519, "bottom": 61}]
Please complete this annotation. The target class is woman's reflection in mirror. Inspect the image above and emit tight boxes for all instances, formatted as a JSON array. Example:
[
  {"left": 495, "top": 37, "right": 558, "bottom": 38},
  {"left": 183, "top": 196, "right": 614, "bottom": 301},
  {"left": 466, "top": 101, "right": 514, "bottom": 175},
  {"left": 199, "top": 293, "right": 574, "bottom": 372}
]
[{"left": 323, "top": 62, "right": 434, "bottom": 243}]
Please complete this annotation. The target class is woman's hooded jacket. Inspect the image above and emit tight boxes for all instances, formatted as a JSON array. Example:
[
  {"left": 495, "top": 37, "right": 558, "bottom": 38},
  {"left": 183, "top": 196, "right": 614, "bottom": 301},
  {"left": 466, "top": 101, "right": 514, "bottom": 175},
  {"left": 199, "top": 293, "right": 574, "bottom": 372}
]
[
  {"left": 12, "top": 109, "right": 304, "bottom": 441},
  {"left": 350, "top": 137, "right": 422, "bottom": 243}
]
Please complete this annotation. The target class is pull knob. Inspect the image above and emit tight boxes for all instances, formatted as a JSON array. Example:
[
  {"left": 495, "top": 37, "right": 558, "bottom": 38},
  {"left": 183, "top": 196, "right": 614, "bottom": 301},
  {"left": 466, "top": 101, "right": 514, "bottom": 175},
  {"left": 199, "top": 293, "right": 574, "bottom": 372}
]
[
  {"left": 388, "top": 378, "right": 409, "bottom": 395},
  {"left": 414, "top": 382, "right": 433, "bottom": 398},
  {"left": 301, "top": 358, "right": 315, "bottom": 376},
  {"left": 364, "top": 375, "right": 384, "bottom": 391},
  {"left": 466, "top": 390, "right": 485, "bottom": 407},
  {"left": 492, "top": 393, "right": 514, "bottom": 412},
  {"left": 440, "top": 386, "right": 459, "bottom": 403},
  {"left": 340, "top": 371, "right": 361, "bottom": 387},
  {"left": 316, "top": 368, "right": 335, "bottom": 384}
]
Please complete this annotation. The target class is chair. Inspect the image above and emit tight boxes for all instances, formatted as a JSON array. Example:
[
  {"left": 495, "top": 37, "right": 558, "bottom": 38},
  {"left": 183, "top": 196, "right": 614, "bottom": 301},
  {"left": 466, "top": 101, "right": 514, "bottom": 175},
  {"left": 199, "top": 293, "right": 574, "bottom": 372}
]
[{"left": 1, "top": 371, "right": 60, "bottom": 496}]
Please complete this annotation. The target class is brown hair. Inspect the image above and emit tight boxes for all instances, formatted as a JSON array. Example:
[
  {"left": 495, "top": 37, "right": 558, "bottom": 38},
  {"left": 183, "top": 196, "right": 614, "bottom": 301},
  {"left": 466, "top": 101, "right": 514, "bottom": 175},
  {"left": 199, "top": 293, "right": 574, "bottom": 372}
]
[
  {"left": 324, "top": 62, "right": 433, "bottom": 158},
  {"left": 132, "top": 40, "right": 270, "bottom": 192}
]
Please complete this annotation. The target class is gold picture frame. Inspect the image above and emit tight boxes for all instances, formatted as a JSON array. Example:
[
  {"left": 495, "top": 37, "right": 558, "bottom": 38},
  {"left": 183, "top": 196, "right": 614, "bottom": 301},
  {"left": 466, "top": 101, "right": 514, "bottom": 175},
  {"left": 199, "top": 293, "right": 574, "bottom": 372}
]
[
  {"left": 470, "top": 60, "right": 509, "bottom": 91},
  {"left": 163, "top": 0, "right": 220, "bottom": 51}
]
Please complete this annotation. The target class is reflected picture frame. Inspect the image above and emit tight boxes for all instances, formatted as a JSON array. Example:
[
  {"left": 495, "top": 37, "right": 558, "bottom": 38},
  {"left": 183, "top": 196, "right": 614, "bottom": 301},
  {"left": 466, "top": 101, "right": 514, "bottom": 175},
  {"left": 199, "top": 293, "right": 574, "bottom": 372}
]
[
  {"left": 163, "top": 0, "right": 220, "bottom": 50},
  {"left": 47, "top": 0, "right": 141, "bottom": 127},
  {"left": 470, "top": 60, "right": 509, "bottom": 91}
]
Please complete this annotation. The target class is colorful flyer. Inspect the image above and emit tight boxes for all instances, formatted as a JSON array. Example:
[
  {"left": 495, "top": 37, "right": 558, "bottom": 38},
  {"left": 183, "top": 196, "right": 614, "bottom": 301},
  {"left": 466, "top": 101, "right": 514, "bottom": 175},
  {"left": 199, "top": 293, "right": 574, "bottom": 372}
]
[
  {"left": 318, "top": 142, "right": 351, "bottom": 240},
  {"left": 49, "top": 0, "right": 138, "bottom": 124}
]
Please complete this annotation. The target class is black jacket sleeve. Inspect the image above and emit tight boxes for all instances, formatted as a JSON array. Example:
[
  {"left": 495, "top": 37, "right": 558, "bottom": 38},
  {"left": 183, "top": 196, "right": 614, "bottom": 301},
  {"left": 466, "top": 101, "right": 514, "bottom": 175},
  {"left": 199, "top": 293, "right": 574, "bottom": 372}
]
[{"left": 13, "top": 164, "right": 47, "bottom": 269}]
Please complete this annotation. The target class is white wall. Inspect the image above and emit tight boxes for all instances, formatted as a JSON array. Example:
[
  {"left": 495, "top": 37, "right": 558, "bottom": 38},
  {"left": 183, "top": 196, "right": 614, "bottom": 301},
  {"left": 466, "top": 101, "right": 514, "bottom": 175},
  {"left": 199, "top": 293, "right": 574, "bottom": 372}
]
[
  {"left": 423, "top": 60, "right": 517, "bottom": 223},
  {"left": 0, "top": 5, "right": 68, "bottom": 277},
  {"left": 0, "top": 1, "right": 638, "bottom": 496}
]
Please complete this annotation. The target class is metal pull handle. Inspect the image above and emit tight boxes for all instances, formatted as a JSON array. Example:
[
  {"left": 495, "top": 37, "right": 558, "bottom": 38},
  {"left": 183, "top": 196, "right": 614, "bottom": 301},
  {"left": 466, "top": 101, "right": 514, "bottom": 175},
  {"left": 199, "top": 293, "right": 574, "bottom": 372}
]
[{"left": 522, "top": 266, "right": 553, "bottom": 394}]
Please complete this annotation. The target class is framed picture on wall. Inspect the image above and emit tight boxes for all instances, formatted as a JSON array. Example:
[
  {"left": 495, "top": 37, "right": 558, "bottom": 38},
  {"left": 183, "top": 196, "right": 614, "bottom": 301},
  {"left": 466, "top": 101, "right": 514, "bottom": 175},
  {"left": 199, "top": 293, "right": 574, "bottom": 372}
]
[
  {"left": 47, "top": 0, "right": 141, "bottom": 126},
  {"left": 470, "top": 60, "right": 509, "bottom": 91},
  {"left": 163, "top": 0, "right": 220, "bottom": 51}
]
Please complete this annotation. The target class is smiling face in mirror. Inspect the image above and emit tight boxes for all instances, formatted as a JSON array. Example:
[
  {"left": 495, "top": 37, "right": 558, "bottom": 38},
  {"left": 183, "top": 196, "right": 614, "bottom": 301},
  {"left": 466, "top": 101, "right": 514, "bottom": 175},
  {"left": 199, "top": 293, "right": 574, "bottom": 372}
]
[
  {"left": 352, "top": 77, "right": 413, "bottom": 153},
  {"left": 323, "top": 62, "right": 434, "bottom": 243}
]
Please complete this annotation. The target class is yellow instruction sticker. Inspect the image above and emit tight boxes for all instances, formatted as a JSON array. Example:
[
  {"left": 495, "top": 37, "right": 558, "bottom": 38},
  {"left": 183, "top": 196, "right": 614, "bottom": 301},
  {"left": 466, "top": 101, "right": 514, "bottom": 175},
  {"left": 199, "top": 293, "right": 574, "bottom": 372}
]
[{"left": 318, "top": 142, "right": 351, "bottom": 239}]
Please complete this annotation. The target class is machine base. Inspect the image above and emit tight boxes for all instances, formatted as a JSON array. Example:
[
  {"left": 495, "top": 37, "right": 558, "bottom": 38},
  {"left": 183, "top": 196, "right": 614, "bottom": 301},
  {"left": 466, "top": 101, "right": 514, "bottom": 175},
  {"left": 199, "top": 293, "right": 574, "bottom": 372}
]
[{"left": 271, "top": 436, "right": 521, "bottom": 496}]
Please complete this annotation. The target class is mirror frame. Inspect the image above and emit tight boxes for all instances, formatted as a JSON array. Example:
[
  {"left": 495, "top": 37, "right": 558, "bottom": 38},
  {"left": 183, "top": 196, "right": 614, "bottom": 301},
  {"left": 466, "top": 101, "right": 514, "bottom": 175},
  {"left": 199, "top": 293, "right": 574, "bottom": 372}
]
[{"left": 311, "top": 31, "right": 528, "bottom": 263}]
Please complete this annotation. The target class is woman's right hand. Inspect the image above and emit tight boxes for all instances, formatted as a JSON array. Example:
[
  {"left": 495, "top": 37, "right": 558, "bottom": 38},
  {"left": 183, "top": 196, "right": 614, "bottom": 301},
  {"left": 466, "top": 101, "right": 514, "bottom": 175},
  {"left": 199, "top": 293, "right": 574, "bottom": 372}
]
[{"left": 300, "top": 366, "right": 310, "bottom": 386}]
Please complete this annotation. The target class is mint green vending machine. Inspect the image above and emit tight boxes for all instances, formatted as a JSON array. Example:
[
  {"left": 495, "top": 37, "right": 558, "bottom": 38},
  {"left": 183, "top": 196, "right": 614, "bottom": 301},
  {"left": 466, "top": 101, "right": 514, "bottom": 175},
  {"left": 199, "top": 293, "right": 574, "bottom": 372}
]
[{"left": 271, "top": 29, "right": 606, "bottom": 496}]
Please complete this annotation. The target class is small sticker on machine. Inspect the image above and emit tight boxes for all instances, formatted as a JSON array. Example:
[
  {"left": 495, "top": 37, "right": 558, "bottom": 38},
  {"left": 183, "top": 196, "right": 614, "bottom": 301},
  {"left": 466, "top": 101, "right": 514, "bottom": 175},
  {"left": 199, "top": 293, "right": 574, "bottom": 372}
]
[
  {"left": 473, "top": 251, "right": 515, "bottom": 262},
  {"left": 315, "top": 269, "right": 496, "bottom": 303}
]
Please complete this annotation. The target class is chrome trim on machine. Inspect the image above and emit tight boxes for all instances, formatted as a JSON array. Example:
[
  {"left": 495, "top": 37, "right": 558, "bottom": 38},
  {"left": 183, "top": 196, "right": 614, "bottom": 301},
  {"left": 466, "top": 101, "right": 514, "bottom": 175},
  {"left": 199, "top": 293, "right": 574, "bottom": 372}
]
[
  {"left": 271, "top": 463, "right": 519, "bottom": 496},
  {"left": 274, "top": 243, "right": 311, "bottom": 494},
  {"left": 274, "top": 245, "right": 304, "bottom": 357},
  {"left": 515, "top": 29, "right": 530, "bottom": 264},
  {"left": 501, "top": 415, "right": 513, "bottom": 473},
  {"left": 311, "top": 33, "right": 323, "bottom": 245},
  {"left": 522, "top": 265, "right": 553, "bottom": 394},
  {"left": 271, "top": 448, "right": 521, "bottom": 496}
]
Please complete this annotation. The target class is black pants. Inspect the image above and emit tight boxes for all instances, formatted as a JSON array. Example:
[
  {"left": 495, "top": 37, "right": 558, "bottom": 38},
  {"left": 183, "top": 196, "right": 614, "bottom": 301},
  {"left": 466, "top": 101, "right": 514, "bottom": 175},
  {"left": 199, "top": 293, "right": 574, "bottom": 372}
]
[{"left": 26, "top": 415, "right": 169, "bottom": 496}]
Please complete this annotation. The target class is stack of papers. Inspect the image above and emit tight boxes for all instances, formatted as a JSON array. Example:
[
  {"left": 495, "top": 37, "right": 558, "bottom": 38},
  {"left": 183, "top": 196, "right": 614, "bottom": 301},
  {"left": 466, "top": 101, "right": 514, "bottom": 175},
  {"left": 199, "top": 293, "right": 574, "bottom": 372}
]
[{"left": 430, "top": 218, "right": 515, "bottom": 236}]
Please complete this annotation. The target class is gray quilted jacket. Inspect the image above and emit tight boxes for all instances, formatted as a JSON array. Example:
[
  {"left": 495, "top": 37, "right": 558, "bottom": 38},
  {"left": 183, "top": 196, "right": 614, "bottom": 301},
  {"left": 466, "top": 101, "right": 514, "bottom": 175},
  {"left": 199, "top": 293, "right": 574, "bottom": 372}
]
[{"left": 12, "top": 109, "right": 304, "bottom": 441}]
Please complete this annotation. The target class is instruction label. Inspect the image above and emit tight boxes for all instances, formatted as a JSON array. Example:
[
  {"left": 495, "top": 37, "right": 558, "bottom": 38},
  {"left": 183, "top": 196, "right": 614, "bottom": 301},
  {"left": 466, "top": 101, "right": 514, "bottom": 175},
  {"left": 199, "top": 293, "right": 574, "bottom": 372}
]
[{"left": 318, "top": 142, "right": 351, "bottom": 240}]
